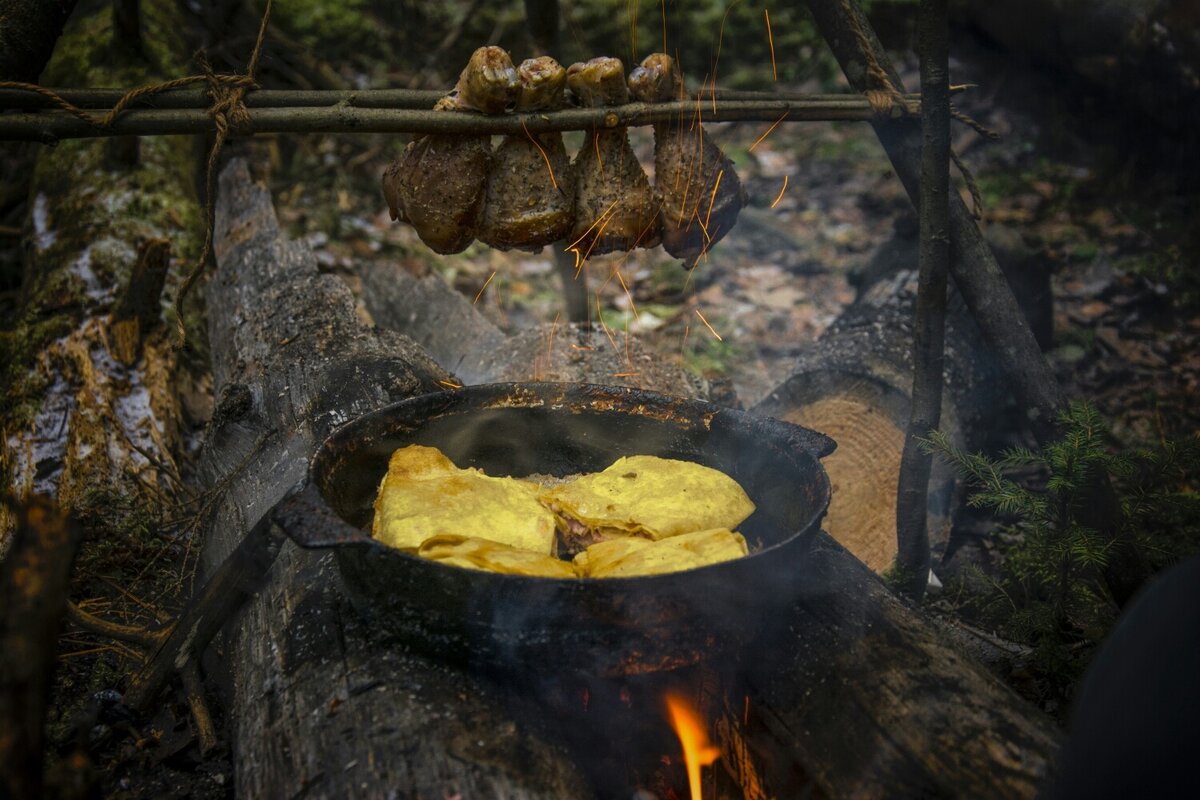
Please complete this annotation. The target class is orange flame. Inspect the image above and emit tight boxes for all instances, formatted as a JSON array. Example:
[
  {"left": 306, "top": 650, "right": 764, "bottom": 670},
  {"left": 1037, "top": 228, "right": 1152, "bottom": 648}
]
[{"left": 665, "top": 693, "right": 720, "bottom": 800}]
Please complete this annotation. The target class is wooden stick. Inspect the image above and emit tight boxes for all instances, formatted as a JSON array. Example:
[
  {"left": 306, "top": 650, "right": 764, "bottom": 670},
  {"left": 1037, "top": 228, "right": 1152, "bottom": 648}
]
[
  {"left": 895, "top": 0, "right": 950, "bottom": 597},
  {"left": 0, "top": 97, "right": 924, "bottom": 142},
  {"left": 0, "top": 85, "right": 942, "bottom": 111}
]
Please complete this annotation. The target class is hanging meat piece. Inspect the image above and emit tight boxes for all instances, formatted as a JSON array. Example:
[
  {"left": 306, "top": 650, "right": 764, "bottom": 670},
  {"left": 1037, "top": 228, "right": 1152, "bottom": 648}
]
[
  {"left": 566, "top": 57, "right": 661, "bottom": 257},
  {"left": 628, "top": 53, "right": 746, "bottom": 266},
  {"left": 381, "top": 47, "right": 519, "bottom": 255},
  {"left": 449, "top": 45, "right": 521, "bottom": 113},
  {"left": 478, "top": 56, "right": 576, "bottom": 251}
]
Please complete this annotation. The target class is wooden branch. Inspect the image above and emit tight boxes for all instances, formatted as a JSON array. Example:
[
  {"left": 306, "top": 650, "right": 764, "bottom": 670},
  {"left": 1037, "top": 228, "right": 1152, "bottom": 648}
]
[
  {"left": 0, "top": 497, "right": 83, "bottom": 800},
  {"left": 108, "top": 238, "right": 170, "bottom": 366},
  {"left": 0, "top": 96, "right": 922, "bottom": 142},
  {"left": 894, "top": 0, "right": 951, "bottom": 598},
  {"left": 0, "top": 86, "right": 939, "bottom": 111}
]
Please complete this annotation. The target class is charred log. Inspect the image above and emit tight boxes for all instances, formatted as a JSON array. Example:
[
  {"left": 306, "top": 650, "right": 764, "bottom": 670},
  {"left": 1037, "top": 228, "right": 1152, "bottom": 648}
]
[
  {"left": 744, "top": 533, "right": 1060, "bottom": 798},
  {"left": 192, "top": 159, "right": 590, "bottom": 798}
]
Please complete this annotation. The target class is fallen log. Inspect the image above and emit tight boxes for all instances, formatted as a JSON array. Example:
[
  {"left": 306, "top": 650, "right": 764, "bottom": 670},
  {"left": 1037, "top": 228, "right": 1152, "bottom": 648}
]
[
  {"left": 806, "top": 0, "right": 1148, "bottom": 607},
  {"left": 192, "top": 158, "right": 590, "bottom": 798},
  {"left": 755, "top": 266, "right": 1001, "bottom": 573},
  {"left": 745, "top": 533, "right": 1061, "bottom": 799},
  {"left": 1, "top": 0, "right": 197, "bottom": 546}
]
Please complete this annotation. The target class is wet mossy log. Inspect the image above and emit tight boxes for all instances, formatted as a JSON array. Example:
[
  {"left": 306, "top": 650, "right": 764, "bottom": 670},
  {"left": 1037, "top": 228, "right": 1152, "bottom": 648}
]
[
  {"left": 197, "top": 159, "right": 590, "bottom": 798},
  {"left": 0, "top": 0, "right": 199, "bottom": 545}
]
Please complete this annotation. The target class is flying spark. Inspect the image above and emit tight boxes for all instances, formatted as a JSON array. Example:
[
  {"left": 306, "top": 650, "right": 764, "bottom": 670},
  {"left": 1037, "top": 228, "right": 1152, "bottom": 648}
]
[
  {"left": 770, "top": 175, "right": 789, "bottom": 208},
  {"left": 473, "top": 271, "right": 496, "bottom": 304},
  {"left": 437, "top": 379, "right": 464, "bottom": 390},
  {"left": 704, "top": 169, "right": 725, "bottom": 233},
  {"left": 522, "top": 121, "right": 557, "bottom": 189},
  {"left": 694, "top": 308, "right": 723, "bottom": 340},
  {"left": 748, "top": 111, "right": 789, "bottom": 152},
  {"left": 765, "top": 9, "right": 778, "bottom": 81}
]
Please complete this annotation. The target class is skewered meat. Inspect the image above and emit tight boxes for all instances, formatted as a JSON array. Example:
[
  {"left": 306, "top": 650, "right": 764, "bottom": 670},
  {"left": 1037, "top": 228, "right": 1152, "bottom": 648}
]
[
  {"left": 566, "top": 57, "right": 661, "bottom": 257},
  {"left": 478, "top": 56, "right": 576, "bottom": 251},
  {"left": 628, "top": 53, "right": 746, "bottom": 266},
  {"left": 449, "top": 45, "right": 521, "bottom": 113},
  {"left": 381, "top": 47, "right": 519, "bottom": 254}
]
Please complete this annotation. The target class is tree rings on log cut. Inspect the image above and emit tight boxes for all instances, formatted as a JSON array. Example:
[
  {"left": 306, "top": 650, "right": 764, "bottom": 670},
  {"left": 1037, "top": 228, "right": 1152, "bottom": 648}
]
[{"left": 771, "top": 378, "right": 908, "bottom": 573}]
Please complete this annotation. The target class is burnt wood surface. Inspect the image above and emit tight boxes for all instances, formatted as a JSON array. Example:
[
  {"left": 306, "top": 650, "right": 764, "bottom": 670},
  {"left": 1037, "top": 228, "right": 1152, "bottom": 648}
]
[
  {"left": 196, "top": 159, "right": 590, "bottom": 798},
  {"left": 746, "top": 532, "right": 1061, "bottom": 799}
]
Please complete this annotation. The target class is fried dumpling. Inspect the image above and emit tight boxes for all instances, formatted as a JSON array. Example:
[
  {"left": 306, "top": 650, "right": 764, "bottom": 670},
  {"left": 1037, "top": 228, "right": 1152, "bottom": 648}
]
[
  {"left": 541, "top": 455, "right": 755, "bottom": 541},
  {"left": 574, "top": 528, "right": 749, "bottom": 578},
  {"left": 419, "top": 534, "right": 578, "bottom": 578},
  {"left": 479, "top": 56, "right": 576, "bottom": 251},
  {"left": 566, "top": 57, "right": 661, "bottom": 257},
  {"left": 371, "top": 445, "right": 557, "bottom": 554},
  {"left": 628, "top": 53, "right": 746, "bottom": 266}
]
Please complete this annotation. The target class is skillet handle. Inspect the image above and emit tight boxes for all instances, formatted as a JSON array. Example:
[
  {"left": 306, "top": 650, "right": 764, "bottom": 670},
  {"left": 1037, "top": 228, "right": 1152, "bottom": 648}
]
[
  {"left": 741, "top": 412, "right": 837, "bottom": 459},
  {"left": 272, "top": 483, "right": 376, "bottom": 549}
]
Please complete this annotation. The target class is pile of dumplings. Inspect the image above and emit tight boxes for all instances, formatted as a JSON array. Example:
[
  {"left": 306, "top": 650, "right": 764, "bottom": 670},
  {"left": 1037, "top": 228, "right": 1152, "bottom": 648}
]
[{"left": 382, "top": 46, "right": 747, "bottom": 266}]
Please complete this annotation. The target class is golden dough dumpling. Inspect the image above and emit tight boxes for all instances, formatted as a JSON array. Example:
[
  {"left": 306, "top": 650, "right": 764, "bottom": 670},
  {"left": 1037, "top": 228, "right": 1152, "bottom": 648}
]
[
  {"left": 575, "top": 528, "right": 748, "bottom": 578},
  {"left": 542, "top": 455, "right": 755, "bottom": 541},
  {"left": 419, "top": 534, "right": 579, "bottom": 578},
  {"left": 371, "top": 445, "right": 557, "bottom": 555}
]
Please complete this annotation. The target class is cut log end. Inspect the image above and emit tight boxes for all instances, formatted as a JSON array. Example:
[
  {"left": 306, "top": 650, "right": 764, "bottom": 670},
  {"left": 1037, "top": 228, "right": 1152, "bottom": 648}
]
[{"left": 779, "top": 384, "right": 906, "bottom": 573}]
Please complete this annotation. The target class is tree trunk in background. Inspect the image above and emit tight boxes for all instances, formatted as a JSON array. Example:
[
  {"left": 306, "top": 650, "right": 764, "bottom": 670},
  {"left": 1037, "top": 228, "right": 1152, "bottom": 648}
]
[
  {"left": 198, "top": 159, "right": 590, "bottom": 798},
  {"left": 0, "top": 0, "right": 79, "bottom": 82},
  {"left": 0, "top": 0, "right": 199, "bottom": 546}
]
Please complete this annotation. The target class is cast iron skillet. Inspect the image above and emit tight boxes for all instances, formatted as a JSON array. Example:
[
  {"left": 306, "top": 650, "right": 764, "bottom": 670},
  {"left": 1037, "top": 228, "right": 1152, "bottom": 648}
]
[{"left": 282, "top": 382, "right": 834, "bottom": 677}]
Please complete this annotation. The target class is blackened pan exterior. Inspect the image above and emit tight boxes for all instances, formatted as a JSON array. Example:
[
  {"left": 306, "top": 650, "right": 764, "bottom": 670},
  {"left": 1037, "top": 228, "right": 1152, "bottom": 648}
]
[{"left": 299, "top": 382, "right": 833, "bottom": 676}]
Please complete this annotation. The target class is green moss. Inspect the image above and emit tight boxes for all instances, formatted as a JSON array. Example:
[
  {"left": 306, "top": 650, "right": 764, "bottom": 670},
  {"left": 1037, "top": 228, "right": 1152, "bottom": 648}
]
[{"left": 2, "top": 0, "right": 202, "bottom": 425}]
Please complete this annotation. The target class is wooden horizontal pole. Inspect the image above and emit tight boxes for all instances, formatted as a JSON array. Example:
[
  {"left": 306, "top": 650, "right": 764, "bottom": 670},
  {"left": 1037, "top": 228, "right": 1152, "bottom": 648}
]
[
  {"left": 0, "top": 85, "right": 938, "bottom": 112},
  {"left": 0, "top": 96, "right": 921, "bottom": 142}
]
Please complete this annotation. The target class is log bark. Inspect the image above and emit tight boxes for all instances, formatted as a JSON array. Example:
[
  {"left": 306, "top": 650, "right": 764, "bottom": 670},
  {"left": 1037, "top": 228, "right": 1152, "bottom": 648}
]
[
  {"left": 1, "top": 0, "right": 196, "bottom": 549},
  {"left": 356, "top": 260, "right": 710, "bottom": 398},
  {"left": 195, "top": 158, "right": 590, "bottom": 798},
  {"left": 0, "top": 0, "right": 79, "bottom": 82},
  {"left": 755, "top": 267, "right": 999, "bottom": 574},
  {"left": 745, "top": 532, "right": 1061, "bottom": 799}
]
